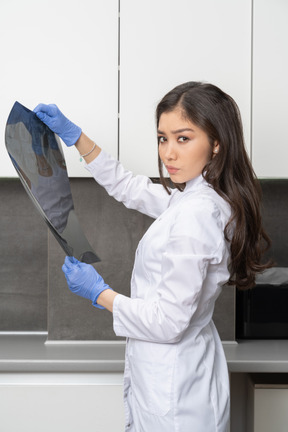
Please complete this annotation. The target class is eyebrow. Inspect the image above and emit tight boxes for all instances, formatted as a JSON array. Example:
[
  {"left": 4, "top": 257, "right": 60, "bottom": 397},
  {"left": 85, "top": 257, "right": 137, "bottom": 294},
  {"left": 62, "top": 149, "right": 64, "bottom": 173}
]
[{"left": 157, "top": 128, "right": 195, "bottom": 134}]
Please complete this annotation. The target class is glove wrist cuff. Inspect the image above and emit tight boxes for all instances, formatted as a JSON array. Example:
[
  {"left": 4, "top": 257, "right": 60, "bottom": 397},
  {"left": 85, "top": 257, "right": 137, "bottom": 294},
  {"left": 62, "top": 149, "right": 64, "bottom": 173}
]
[{"left": 60, "top": 125, "right": 82, "bottom": 147}]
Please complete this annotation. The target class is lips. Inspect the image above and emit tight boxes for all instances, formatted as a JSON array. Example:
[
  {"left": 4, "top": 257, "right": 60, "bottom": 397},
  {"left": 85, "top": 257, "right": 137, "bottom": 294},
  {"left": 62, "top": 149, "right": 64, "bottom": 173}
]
[{"left": 166, "top": 165, "right": 179, "bottom": 175}]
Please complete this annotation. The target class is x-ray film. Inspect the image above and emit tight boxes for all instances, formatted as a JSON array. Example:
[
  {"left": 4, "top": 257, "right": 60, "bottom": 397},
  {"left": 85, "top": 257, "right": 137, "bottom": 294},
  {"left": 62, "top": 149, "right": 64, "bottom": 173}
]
[{"left": 5, "top": 101, "right": 100, "bottom": 264}]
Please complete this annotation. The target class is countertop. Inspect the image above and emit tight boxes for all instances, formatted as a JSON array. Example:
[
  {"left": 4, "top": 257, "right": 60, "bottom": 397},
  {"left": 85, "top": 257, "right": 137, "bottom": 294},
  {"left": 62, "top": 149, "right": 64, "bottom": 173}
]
[
  {"left": 0, "top": 334, "right": 125, "bottom": 373},
  {"left": 1, "top": 334, "right": 288, "bottom": 373}
]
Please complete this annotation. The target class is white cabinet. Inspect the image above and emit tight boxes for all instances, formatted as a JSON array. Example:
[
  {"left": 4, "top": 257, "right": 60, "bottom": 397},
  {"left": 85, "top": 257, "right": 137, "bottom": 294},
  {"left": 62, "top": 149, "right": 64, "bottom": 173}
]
[
  {"left": 252, "top": 0, "right": 288, "bottom": 178},
  {"left": 247, "top": 374, "right": 288, "bottom": 432},
  {"left": 2, "top": 1, "right": 287, "bottom": 179},
  {"left": 0, "top": 373, "right": 125, "bottom": 432},
  {"left": 0, "top": 0, "right": 119, "bottom": 178},
  {"left": 119, "top": 0, "right": 252, "bottom": 177}
]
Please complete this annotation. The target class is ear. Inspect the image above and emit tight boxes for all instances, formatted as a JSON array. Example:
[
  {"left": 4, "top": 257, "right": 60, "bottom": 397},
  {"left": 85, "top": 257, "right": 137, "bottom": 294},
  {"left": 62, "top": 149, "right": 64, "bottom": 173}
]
[{"left": 212, "top": 141, "right": 220, "bottom": 157}]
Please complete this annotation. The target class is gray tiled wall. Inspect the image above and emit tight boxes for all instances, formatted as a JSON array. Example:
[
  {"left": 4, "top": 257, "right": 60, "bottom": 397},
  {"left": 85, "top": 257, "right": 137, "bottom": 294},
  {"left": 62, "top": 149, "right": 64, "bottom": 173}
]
[
  {"left": 0, "top": 178, "right": 235, "bottom": 340},
  {"left": 0, "top": 179, "right": 47, "bottom": 331}
]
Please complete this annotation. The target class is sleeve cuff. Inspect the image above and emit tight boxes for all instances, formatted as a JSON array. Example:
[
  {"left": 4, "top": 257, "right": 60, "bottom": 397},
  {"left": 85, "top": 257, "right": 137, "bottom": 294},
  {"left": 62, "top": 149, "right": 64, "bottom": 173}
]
[
  {"left": 84, "top": 148, "right": 109, "bottom": 172},
  {"left": 112, "top": 294, "right": 128, "bottom": 337}
]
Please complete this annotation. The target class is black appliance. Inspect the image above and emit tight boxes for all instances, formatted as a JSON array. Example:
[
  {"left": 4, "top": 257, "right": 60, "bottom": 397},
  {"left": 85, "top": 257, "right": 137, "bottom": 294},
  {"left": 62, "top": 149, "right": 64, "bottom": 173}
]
[{"left": 236, "top": 179, "right": 288, "bottom": 339}]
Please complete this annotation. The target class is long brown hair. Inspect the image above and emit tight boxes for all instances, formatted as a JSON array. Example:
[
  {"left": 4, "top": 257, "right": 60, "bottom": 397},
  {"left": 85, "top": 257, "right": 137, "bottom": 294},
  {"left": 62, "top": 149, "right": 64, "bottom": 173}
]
[{"left": 156, "top": 82, "right": 271, "bottom": 290}]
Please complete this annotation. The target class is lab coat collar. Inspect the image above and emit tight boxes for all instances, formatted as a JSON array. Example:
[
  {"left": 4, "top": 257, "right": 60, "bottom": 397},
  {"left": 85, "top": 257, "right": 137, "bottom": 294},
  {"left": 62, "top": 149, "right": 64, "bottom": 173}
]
[
  {"left": 169, "top": 174, "right": 209, "bottom": 207},
  {"left": 184, "top": 173, "right": 208, "bottom": 193}
]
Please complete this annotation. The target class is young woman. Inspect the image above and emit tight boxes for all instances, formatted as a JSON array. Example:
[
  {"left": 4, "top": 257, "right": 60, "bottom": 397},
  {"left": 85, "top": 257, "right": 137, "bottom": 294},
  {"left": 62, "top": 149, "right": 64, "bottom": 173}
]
[{"left": 34, "top": 82, "right": 271, "bottom": 432}]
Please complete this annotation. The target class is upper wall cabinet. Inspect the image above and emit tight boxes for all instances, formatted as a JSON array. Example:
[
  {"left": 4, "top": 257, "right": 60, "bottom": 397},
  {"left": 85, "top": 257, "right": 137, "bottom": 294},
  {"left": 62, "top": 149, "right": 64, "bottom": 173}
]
[
  {"left": 252, "top": 0, "right": 288, "bottom": 178},
  {"left": 119, "top": 0, "right": 252, "bottom": 177},
  {"left": 0, "top": 0, "right": 118, "bottom": 177}
]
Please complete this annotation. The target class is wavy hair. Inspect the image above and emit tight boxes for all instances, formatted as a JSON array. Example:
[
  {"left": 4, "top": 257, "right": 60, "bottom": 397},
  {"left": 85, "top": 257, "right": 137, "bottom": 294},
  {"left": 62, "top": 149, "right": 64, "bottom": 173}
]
[{"left": 156, "top": 81, "right": 272, "bottom": 290}]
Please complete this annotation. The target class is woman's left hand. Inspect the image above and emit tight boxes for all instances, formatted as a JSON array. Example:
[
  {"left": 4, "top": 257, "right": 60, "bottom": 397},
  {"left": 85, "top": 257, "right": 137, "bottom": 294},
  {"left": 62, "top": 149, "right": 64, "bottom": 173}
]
[
  {"left": 62, "top": 256, "right": 113, "bottom": 309},
  {"left": 33, "top": 104, "right": 82, "bottom": 147}
]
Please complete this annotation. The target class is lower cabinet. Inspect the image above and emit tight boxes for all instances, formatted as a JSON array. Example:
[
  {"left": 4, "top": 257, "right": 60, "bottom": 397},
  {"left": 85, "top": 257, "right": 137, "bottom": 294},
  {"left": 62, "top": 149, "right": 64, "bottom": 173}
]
[
  {"left": 230, "top": 373, "right": 288, "bottom": 432},
  {"left": 0, "top": 373, "right": 125, "bottom": 432},
  {"left": 247, "top": 374, "right": 288, "bottom": 432},
  {"left": 3, "top": 371, "right": 288, "bottom": 431}
]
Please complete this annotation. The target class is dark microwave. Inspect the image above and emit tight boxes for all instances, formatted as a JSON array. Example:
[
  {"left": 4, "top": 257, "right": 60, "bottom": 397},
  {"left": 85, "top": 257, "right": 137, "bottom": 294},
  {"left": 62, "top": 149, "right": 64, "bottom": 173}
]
[
  {"left": 236, "top": 179, "right": 288, "bottom": 340},
  {"left": 236, "top": 269, "right": 288, "bottom": 339}
]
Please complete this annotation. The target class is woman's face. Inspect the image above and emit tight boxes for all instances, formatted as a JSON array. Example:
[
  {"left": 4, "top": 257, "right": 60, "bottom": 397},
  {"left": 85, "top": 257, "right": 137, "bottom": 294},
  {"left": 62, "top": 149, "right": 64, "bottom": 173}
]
[{"left": 158, "top": 109, "right": 218, "bottom": 183}]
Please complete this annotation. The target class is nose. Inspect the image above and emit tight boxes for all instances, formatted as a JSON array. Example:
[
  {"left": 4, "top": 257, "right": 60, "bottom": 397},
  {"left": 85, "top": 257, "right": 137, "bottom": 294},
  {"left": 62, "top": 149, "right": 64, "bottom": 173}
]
[{"left": 164, "top": 141, "right": 177, "bottom": 161}]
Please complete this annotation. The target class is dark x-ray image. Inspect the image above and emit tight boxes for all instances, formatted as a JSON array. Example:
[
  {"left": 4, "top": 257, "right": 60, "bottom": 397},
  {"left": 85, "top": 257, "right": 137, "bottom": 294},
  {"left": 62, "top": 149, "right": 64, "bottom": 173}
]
[{"left": 5, "top": 101, "right": 100, "bottom": 264}]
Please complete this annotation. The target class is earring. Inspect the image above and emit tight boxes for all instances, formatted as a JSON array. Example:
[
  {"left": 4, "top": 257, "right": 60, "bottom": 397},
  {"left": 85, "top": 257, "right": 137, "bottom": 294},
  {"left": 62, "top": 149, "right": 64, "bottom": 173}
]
[{"left": 214, "top": 148, "right": 218, "bottom": 154}]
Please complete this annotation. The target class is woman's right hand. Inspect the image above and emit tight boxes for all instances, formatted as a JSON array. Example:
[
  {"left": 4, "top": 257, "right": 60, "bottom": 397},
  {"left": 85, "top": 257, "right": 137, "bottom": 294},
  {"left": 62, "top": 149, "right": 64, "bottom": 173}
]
[
  {"left": 33, "top": 104, "right": 82, "bottom": 147},
  {"left": 62, "top": 256, "right": 113, "bottom": 309}
]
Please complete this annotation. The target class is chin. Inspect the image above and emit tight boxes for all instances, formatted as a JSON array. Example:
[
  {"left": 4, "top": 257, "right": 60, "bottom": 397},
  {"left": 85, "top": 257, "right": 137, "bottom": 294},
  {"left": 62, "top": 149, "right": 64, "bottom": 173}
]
[
  {"left": 170, "top": 175, "right": 187, "bottom": 183},
  {"left": 169, "top": 173, "right": 183, "bottom": 182}
]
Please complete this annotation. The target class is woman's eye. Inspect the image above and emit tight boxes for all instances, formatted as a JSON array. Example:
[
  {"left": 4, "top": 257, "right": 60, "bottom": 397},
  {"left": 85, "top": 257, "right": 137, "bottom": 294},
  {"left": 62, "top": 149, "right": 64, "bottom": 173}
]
[
  {"left": 158, "top": 136, "right": 166, "bottom": 143},
  {"left": 178, "top": 136, "right": 188, "bottom": 143}
]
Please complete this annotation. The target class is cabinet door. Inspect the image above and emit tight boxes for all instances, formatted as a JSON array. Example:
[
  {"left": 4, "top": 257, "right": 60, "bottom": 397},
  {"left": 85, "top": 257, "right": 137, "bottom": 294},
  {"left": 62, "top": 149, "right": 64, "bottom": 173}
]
[
  {"left": 254, "top": 388, "right": 288, "bottom": 432},
  {"left": 0, "top": 0, "right": 118, "bottom": 177},
  {"left": 0, "top": 373, "right": 125, "bottom": 432},
  {"left": 248, "top": 381, "right": 288, "bottom": 432},
  {"left": 252, "top": 0, "right": 288, "bottom": 177},
  {"left": 120, "top": 0, "right": 251, "bottom": 177}
]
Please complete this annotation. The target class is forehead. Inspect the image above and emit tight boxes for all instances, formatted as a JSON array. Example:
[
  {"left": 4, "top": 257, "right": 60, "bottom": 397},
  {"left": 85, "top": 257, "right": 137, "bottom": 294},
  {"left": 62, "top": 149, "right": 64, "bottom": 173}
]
[{"left": 158, "top": 109, "right": 199, "bottom": 132}]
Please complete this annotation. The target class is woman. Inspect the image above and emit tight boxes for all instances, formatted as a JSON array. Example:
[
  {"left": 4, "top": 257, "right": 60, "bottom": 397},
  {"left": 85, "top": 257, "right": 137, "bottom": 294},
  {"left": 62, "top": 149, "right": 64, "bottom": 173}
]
[{"left": 34, "top": 82, "right": 271, "bottom": 432}]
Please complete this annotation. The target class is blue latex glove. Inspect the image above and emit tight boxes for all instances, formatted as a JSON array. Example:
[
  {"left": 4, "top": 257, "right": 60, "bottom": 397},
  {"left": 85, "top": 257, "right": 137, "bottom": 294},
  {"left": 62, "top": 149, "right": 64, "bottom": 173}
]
[
  {"left": 33, "top": 104, "right": 82, "bottom": 147},
  {"left": 62, "top": 256, "right": 112, "bottom": 309}
]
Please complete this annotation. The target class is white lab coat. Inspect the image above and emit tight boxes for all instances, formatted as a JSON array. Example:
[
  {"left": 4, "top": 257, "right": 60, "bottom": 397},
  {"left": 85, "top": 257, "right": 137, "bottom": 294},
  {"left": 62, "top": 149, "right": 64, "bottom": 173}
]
[{"left": 86, "top": 151, "right": 231, "bottom": 432}]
